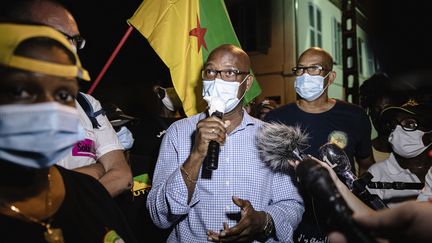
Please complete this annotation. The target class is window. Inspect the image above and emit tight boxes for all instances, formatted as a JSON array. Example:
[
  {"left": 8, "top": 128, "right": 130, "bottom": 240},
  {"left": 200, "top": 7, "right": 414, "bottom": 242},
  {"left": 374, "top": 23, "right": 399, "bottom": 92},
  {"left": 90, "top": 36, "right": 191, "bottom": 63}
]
[
  {"left": 308, "top": 3, "right": 322, "bottom": 47},
  {"left": 358, "top": 37, "right": 364, "bottom": 76},
  {"left": 332, "top": 18, "right": 342, "bottom": 65},
  {"left": 225, "top": 0, "right": 271, "bottom": 53},
  {"left": 366, "top": 43, "right": 375, "bottom": 76}
]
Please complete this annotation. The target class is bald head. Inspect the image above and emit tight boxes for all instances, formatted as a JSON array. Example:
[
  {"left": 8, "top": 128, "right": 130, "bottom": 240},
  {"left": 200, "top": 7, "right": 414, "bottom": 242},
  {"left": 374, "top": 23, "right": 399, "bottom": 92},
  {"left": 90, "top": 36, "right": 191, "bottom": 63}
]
[
  {"left": 207, "top": 44, "right": 251, "bottom": 71},
  {"left": 299, "top": 47, "right": 333, "bottom": 71},
  {"left": 4, "top": 0, "right": 79, "bottom": 37}
]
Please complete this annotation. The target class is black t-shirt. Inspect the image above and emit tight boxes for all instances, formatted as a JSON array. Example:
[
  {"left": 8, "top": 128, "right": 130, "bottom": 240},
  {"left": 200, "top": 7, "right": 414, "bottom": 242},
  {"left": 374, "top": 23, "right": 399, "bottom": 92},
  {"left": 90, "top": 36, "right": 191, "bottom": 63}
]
[
  {"left": 264, "top": 100, "right": 372, "bottom": 243},
  {"left": 115, "top": 153, "right": 170, "bottom": 243},
  {"left": 264, "top": 100, "right": 372, "bottom": 169},
  {"left": 0, "top": 166, "right": 137, "bottom": 243}
]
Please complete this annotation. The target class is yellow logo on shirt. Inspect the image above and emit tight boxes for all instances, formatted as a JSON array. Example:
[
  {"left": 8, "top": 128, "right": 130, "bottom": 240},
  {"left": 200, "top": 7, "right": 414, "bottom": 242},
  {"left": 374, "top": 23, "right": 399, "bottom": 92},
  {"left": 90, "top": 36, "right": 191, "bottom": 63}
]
[
  {"left": 132, "top": 173, "right": 151, "bottom": 197},
  {"left": 104, "top": 230, "right": 124, "bottom": 243},
  {"left": 328, "top": 131, "right": 348, "bottom": 149}
]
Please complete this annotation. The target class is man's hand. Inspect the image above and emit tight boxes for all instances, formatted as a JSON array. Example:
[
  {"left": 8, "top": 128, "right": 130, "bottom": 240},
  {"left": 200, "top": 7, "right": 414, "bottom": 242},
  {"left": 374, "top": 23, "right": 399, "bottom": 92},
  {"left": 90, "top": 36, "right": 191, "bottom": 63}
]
[
  {"left": 207, "top": 196, "right": 267, "bottom": 242},
  {"left": 192, "top": 116, "right": 229, "bottom": 158}
]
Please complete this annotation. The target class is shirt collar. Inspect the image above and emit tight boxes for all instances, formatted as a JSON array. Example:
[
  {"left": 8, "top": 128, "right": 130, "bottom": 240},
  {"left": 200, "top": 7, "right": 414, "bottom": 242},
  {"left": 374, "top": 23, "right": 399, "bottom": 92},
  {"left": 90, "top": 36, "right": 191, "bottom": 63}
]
[{"left": 387, "top": 153, "right": 409, "bottom": 175}]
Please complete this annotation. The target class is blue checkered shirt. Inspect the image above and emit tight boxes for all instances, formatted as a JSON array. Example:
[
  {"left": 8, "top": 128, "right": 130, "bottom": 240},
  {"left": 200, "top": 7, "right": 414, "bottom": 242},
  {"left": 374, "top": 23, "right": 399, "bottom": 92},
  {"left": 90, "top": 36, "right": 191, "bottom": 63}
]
[{"left": 147, "top": 111, "right": 304, "bottom": 242}]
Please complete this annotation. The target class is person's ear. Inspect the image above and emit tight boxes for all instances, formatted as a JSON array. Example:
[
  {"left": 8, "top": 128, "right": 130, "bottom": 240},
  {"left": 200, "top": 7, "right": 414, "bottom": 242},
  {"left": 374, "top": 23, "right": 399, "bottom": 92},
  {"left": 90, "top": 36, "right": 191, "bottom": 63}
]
[
  {"left": 327, "top": 71, "right": 336, "bottom": 85},
  {"left": 245, "top": 74, "right": 253, "bottom": 92}
]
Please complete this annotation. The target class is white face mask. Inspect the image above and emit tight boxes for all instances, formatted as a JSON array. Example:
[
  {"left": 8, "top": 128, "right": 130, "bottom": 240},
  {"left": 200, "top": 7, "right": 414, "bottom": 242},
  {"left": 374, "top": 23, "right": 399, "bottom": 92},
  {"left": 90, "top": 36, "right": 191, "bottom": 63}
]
[
  {"left": 389, "top": 125, "right": 432, "bottom": 158},
  {"left": 202, "top": 76, "right": 248, "bottom": 113},
  {"left": 116, "top": 126, "right": 135, "bottom": 150},
  {"left": 0, "top": 102, "right": 85, "bottom": 168},
  {"left": 294, "top": 72, "right": 330, "bottom": 101}
]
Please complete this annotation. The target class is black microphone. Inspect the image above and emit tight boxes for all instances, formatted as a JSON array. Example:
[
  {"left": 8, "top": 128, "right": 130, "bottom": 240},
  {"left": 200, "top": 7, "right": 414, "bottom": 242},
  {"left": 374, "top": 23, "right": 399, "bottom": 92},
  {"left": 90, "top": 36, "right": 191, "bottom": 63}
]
[
  {"left": 319, "top": 143, "right": 387, "bottom": 210},
  {"left": 204, "top": 98, "right": 225, "bottom": 170},
  {"left": 296, "top": 158, "right": 377, "bottom": 243},
  {"left": 256, "top": 123, "right": 378, "bottom": 243}
]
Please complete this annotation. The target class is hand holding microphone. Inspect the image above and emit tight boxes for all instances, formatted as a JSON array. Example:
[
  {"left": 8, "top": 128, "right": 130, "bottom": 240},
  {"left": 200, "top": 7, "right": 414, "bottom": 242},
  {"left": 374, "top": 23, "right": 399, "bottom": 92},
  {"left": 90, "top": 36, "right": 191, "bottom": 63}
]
[
  {"left": 203, "top": 97, "right": 226, "bottom": 170},
  {"left": 256, "top": 122, "right": 377, "bottom": 243},
  {"left": 319, "top": 143, "right": 387, "bottom": 210}
]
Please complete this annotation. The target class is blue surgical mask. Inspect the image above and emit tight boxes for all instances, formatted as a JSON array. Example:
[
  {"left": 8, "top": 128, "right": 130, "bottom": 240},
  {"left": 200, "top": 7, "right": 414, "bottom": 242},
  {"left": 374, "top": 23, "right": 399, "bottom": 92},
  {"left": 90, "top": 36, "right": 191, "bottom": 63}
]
[
  {"left": 202, "top": 76, "right": 248, "bottom": 113},
  {"left": 295, "top": 72, "right": 330, "bottom": 101},
  {"left": 117, "top": 126, "right": 134, "bottom": 150},
  {"left": 0, "top": 102, "right": 85, "bottom": 168}
]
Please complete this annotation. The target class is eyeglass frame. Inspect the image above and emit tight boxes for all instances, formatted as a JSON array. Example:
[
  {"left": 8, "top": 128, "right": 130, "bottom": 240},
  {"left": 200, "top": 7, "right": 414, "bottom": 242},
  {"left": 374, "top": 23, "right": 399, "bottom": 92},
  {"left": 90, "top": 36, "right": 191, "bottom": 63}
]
[
  {"left": 59, "top": 30, "right": 86, "bottom": 50},
  {"left": 385, "top": 117, "right": 422, "bottom": 132},
  {"left": 201, "top": 68, "right": 250, "bottom": 81},
  {"left": 292, "top": 65, "right": 331, "bottom": 76}
]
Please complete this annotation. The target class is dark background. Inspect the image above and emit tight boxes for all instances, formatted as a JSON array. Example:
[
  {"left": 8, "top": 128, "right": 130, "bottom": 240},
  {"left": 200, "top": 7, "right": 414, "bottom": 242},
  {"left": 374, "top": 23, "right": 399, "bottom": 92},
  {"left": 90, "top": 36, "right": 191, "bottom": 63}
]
[{"left": 60, "top": 0, "right": 170, "bottom": 118}]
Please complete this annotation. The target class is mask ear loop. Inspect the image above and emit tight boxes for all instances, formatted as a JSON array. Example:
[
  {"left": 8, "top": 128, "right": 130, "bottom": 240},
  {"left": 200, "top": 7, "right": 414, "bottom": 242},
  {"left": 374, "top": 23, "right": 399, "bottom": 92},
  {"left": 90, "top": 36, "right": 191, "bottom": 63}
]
[
  {"left": 321, "top": 71, "right": 332, "bottom": 91},
  {"left": 238, "top": 74, "right": 251, "bottom": 101}
]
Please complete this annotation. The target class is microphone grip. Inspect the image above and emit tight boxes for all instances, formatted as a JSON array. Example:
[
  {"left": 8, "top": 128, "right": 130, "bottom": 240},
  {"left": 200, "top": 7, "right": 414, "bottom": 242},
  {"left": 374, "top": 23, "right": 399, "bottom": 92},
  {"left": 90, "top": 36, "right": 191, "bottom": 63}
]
[{"left": 205, "top": 111, "right": 223, "bottom": 170}]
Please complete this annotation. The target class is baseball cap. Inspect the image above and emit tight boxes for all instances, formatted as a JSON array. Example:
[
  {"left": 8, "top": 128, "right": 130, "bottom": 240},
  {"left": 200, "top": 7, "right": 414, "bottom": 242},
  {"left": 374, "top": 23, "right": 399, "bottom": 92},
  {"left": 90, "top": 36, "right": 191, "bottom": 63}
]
[
  {"left": 104, "top": 103, "right": 139, "bottom": 127},
  {"left": 0, "top": 23, "right": 90, "bottom": 81},
  {"left": 381, "top": 97, "right": 432, "bottom": 124}
]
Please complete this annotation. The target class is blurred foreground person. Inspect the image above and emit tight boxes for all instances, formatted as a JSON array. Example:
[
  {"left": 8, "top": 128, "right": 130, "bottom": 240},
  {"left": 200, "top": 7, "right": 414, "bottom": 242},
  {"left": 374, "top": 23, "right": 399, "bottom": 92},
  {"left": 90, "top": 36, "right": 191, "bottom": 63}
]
[
  {"left": 1, "top": 0, "right": 132, "bottom": 197},
  {"left": 0, "top": 23, "right": 135, "bottom": 243}
]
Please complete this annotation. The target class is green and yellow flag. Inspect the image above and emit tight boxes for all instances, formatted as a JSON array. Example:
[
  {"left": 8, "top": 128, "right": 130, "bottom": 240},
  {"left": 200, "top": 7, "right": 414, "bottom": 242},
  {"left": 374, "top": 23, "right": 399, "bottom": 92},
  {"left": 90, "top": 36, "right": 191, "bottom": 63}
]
[{"left": 128, "top": 0, "right": 261, "bottom": 116}]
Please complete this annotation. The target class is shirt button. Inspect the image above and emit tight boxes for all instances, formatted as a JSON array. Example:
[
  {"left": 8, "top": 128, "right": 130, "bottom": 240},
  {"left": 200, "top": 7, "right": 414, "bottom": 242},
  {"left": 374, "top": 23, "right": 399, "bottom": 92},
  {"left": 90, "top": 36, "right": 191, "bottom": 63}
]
[
  {"left": 225, "top": 181, "right": 230, "bottom": 186},
  {"left": 225, "top": 205, "right": 230, "bottom": 210},
  {"left": 226, "top": 157, "right": 229, "bottom": 162}
]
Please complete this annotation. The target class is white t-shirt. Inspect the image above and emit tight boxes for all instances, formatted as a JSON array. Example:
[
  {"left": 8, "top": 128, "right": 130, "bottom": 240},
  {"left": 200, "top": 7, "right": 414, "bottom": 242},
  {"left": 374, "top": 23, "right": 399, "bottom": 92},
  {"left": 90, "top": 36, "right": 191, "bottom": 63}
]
[
  {"left": 367, "top": 153, "right": 421, "bottom": 207},
  {"left": 57, "top": 93, "right": 124, "bottom": 169},
  {"left": 417, "top": 167, "right": 432, "bottom": 201}
]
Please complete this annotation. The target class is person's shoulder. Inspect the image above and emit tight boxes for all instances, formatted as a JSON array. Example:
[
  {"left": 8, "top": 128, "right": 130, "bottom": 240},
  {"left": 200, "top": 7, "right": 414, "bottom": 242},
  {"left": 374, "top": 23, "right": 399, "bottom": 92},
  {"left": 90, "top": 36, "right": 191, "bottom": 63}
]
[
  {"left": 166, "top": 112, "right": 202, "bottom": 132},
  {"left": 368, "top": 156, "right": 393, "bottom": 174},
  {"left": 334, "top": 99, "right": 368, "bottom": 118},
  {"left": 78, "top": 93, "right": 101, "bottom": 107},
  {"left": 335, "top": 99, "right": 365, "bottom": 112},
  {"left": 264, "top": 102, "right": 297, "bottom": 120}
]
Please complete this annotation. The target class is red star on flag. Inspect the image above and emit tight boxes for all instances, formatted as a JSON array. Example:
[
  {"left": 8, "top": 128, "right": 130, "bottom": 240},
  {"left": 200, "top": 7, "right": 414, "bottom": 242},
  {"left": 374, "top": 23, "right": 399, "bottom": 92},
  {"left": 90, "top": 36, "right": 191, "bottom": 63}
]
[{"left": 189, "top": 15, "right": 207, "bottom": 52}]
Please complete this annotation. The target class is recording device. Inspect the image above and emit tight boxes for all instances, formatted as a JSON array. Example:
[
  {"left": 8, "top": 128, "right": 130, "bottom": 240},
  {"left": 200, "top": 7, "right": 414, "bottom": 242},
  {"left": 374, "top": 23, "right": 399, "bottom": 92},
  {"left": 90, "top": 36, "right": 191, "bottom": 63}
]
[
  {"left": 256, "top": 122, "right": 309, "bottom": 172},
  {"left": 319, "top": 143, "right": 387, "bottom": 210},
  {"left": 319, "top": 143, "right": 356, "bottom": 189},
  {"left": 296, "top": 158, "right": 377, "bottom": 243},
  {"left": 204, "top": 98, "right": 225, "bottom": 170},
  {"left": 256, "top": 123, "right": 377, "bottom": 242}
]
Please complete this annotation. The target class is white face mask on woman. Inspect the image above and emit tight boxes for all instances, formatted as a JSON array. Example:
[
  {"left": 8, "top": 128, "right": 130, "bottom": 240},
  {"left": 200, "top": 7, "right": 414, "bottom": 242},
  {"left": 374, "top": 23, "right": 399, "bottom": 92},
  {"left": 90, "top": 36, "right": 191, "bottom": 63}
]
[
  {"left": 389, "top": 125, "right": 432, "bottom": 158},
  {"left": 202, "top": 75, "right": 249, "bottom": 113},
  {"left": 294, "top": 72, "right": 330, "bottom": 101}
]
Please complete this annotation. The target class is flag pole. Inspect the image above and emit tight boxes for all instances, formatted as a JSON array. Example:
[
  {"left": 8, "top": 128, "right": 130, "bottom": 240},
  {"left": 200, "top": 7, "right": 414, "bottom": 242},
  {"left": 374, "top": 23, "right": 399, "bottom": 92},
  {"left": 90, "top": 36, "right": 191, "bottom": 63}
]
[{"left": 87, "top": 25, "right": 134, "bottom": 95}]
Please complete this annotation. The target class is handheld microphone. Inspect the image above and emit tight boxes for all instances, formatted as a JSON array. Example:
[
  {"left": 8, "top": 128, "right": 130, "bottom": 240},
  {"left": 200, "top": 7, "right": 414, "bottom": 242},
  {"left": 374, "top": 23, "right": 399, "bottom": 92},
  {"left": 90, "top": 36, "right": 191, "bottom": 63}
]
[
  {"left": 296, "top": 158, "right": 377, "bottom": 243},
  {"left": 256, "top": 122, "right": 378, "bottom": 242},
  {"left": 256, "top": 122, "right": 309, "bottom": 172},
  {"left": 319, "top": 143, "right": 387, "bottom": 210},
  {"left": 204, "top": 98, "right": 225, "bottom": 170},
  {"left": 319, "top": 143, "right": 356, "bottom": 190}
]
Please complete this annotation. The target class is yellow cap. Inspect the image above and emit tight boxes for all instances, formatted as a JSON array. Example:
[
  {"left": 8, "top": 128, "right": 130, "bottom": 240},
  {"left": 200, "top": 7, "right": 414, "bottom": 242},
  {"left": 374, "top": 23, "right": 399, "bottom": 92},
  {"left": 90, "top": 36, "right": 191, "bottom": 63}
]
[{"left": 0, "top": 23, "right": 90, "bottom": 81}]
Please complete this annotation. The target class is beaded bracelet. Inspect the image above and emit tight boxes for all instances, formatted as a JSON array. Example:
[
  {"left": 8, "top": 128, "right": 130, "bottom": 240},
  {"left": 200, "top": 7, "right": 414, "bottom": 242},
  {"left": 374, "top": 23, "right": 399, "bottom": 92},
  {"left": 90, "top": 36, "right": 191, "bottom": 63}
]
[{"left": 180, "top": 165, "right": 197, "bottom": 183}]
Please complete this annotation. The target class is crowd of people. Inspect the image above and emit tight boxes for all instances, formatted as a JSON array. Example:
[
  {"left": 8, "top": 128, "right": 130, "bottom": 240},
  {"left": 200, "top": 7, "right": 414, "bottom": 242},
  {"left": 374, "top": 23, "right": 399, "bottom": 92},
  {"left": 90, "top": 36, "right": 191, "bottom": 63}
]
[{"left": 1, "top": 0, "right": 432, "bottom": 243}]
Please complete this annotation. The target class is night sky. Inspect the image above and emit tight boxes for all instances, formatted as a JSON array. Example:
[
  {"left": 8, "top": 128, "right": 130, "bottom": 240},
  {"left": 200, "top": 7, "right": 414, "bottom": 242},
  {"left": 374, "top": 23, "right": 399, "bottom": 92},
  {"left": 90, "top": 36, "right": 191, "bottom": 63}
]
[{"left": 60, "top": 0, "right": 171, "bottom": 117}]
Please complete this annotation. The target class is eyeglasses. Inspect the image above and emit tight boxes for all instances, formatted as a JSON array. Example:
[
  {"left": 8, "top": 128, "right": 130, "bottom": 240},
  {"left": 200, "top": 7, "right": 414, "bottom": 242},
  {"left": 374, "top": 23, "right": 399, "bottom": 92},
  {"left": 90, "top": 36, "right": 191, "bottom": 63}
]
[
  {"left": 60, "top": 31, "right": 86, "bottom": 50},
  {"left": 202, "top": 69, "right": 249, "bottom": 81},
  {"left": 292, "top": 65, "right": 330, "bottom": 76},
  {"left": 386, "top": 117, "right": 420, "bottom": 131}
]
